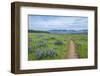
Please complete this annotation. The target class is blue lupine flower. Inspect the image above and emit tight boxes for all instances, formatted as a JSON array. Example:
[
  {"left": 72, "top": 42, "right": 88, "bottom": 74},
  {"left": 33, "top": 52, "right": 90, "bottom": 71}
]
[
  {"left": 35, "top": 49, "right": 44, "bottom": 59},
  {"left": 46, "top": 49, "right": 57, "bottom": 57}
]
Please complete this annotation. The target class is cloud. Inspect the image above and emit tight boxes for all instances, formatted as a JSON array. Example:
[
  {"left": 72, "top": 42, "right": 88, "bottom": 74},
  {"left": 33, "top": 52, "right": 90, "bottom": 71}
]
[{"left": 28, "top": 15, "right": 88, "bottom": 31}]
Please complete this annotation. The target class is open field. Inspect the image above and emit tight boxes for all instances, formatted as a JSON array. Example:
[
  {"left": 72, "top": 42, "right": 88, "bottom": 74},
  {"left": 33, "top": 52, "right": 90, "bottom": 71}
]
[
  {"left": 73, "top": 34, "right": 88, "bottom": 58},
  {"left": 28, "top": 32, "right": 88, "bottom": 60}
]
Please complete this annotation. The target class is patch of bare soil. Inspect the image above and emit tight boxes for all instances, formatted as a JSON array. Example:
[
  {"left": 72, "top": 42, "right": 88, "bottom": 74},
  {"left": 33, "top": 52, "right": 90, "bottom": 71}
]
[{"left": 67, "top": 40, "right": 78, "bottom": 59}]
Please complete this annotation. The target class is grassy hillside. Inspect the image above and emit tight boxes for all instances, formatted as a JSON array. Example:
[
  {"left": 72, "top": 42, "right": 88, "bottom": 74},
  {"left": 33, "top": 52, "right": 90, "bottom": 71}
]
[
  {"left": 72, "top": 34, "right": 88, "bottom": 58},
  {"left": 28, "top": 32, "right": 88, "bottom": 60}
]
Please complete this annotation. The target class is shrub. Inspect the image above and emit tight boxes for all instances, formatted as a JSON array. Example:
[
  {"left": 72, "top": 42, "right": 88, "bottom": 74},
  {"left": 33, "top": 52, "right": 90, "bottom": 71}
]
[
  {"left": 36, "top": 41, "right": 47, "bottom": 47},
  {"left": 37, "top": 34, "right": 44, "bottom": 38},
  {"left": 77, "top": 42, "right": 83, "bottom": 48},
  {"left": 50, "top": 37, "right": 56, "bottom": 40},
  {"left": 28, "top": 46, "right": 32, "bottom": 52},
  {"left": 28, "top": 38, "right": 32, "bottom": 42},
  {"left": 54, "top": 40, "right": 64, "bottom": 45}
]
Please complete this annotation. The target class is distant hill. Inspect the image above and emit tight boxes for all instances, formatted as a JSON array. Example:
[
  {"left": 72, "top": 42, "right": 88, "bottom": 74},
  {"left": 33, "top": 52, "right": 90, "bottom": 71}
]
[
  {"left": 48, "top": 29, "right": 88, "bottom": 34},
  {"left": 28, "top": 29, "right": 88, "bottom": 34},
  {"left": 28, "top": 30, "right": 49, "bottom": 33}
]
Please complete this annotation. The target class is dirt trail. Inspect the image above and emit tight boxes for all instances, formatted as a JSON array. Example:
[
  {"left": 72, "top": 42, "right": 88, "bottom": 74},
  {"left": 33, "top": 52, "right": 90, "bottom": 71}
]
[{"left": 67, "top": 40, "right": 78, "bottom": 59}]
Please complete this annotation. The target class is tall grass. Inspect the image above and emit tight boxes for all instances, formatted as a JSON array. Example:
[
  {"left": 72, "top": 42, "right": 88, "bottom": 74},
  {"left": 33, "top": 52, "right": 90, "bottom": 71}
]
[
  {"left": 28, "top": 33, "right": 88, "bottom": 60},
  {"left": 28, "top": 33, "right": 69, "bottom": 60},
  {"left": 73, "top": 34, "right": 88, "bottom": 58}
]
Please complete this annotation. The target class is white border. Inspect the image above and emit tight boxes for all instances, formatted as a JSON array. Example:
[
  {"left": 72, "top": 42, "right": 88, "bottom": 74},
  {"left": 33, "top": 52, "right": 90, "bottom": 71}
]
[{"left": 20, "top": 6, "right": 95, "bottom": 70}]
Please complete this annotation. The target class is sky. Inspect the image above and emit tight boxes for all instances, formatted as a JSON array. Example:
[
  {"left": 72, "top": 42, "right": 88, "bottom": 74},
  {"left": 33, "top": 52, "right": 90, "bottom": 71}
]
[{"left": 28, "top": 15, "right": 88, "bottom": 31}]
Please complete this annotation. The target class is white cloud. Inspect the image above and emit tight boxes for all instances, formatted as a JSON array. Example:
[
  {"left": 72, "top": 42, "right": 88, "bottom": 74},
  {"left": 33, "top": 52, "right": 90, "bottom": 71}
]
[{"left": 28, "top": 15, "right": 88, "bottom": 31}]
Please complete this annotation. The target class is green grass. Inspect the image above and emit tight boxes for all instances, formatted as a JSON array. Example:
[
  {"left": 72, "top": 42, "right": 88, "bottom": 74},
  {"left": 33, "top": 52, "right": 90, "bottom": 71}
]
[
  {"left": 28, "top": 33, "right": 88, "bottom": 60},
  {"left": 72, "top": 34, "right": 88, "bottom": 58}
]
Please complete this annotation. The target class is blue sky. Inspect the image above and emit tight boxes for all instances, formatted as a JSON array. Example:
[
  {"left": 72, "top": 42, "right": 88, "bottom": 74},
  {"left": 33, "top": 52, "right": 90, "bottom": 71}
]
[{"left": 28, "top": 15, "right": 88, "bottom": 31}]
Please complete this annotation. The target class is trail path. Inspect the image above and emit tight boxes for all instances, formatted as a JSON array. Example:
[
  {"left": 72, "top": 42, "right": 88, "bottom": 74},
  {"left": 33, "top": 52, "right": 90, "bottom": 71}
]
[{"left": 67, "top": 40, "right": 78, "bottom": 59}]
